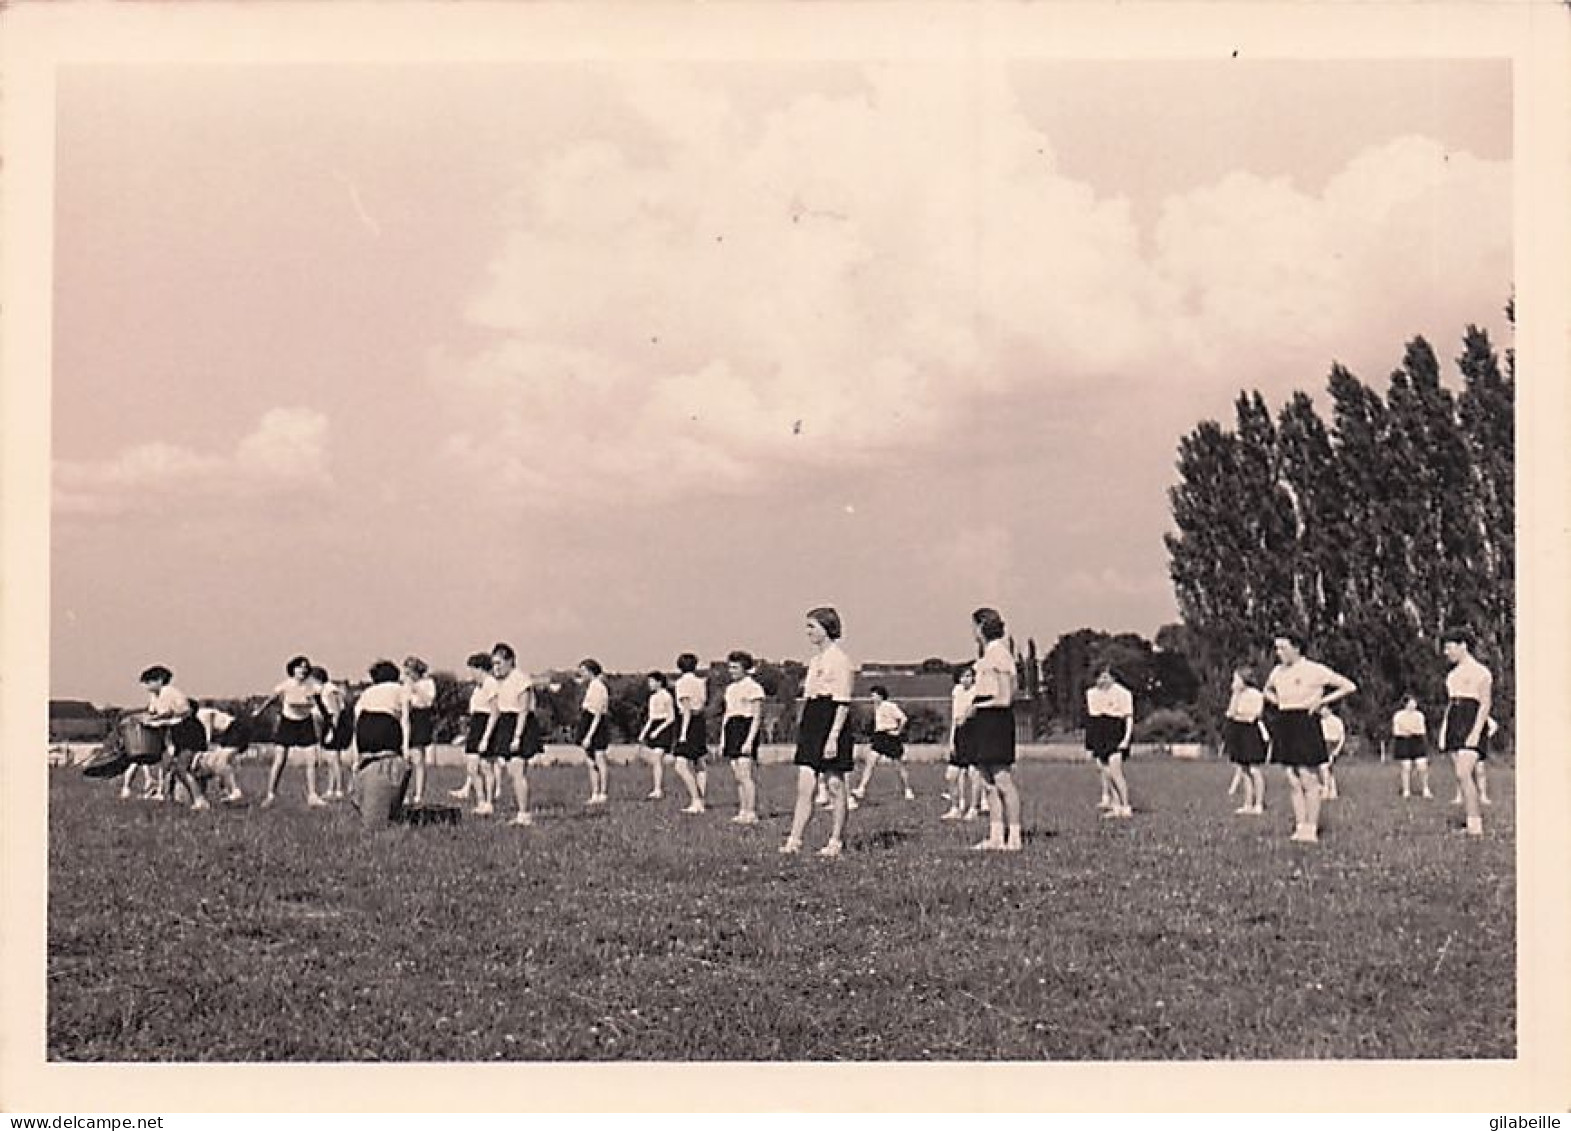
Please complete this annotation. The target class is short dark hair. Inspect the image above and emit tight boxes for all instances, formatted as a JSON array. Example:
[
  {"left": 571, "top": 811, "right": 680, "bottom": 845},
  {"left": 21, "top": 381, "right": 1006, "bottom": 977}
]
[
  {"left": 139, "top": 665, "right": 173, "bottom": 685},
  {"left": 1273, "top": 631, "right": 1307, "bottom": 652},
  {"left": 369, "top": 660, "right": 401, "bottom": 684},
  {"left": 647, "top": 671, "right": 670, "bottom": 689},
  {"left": 676, "top": 652, "right": 699, "bottom": 673},
  {"left": 492, "top": 642, "right": 516, "bottom": 662},
  {"left": 727, "top": 650, "right": 755, "bottom": 671},
  {"left": 286, "top": 655, "right": 312, "bottom": 676},
  {"left": 467, "top": 652, "right": 494, "bottom": 672},
  {"left": 1441, "top": 626, "right": 1474, "bottom": 649},
  {"left": 953, "top": 664, "right": 975, "bottom": 683},
  {"left": 972, "top": 607, "right": 1006, "bottom": 642},
  {"left": 1400, "top": 690, "right": 1418, "bottom": 705},
  {"left": 404, "top": 655, "right": 429, "bottom": 677},
  {"left": 580, "top": 658, "right": 604, "bottom": 677},
  {"left": 1234, "top": 665, "right": 1259, "bottom": 689},
  {"left": 806, "top": 606, "right": 842, "bottom": 640},
  {"left": 309, "top": 666, "right": 328, "bottom": 683},
  {"left": 869, "top": 684, "right": 889, "bottom": 699}
]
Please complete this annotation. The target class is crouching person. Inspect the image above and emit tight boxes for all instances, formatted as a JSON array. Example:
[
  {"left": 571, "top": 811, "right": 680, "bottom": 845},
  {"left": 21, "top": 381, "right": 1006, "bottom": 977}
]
[{"left": 350, "top": 660, "right": 411, "bottom": 830}]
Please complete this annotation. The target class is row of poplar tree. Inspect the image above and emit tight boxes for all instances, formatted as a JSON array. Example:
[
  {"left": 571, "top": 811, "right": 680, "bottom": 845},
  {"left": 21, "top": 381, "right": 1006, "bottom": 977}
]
[{"left": 1163, "top": 306, "right": 1515, "bottom": 742}]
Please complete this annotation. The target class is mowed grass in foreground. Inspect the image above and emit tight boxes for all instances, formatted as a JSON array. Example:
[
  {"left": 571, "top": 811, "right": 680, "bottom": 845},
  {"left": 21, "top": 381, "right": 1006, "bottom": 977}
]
[{"left": 47, "top": 752, "right": 1514, "bottom": 1061}]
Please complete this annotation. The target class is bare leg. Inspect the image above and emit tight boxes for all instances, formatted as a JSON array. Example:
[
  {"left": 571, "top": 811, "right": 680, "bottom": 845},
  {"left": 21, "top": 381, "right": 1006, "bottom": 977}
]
[
  {"left": 782, "top": 767, "right": 817, "bottom": 851},
  {"left": 265, "top": 745, "right": 289, "bottom": 806},
  {"left": 506, "top": 759, "right": 531, "bottom": 825},
  {"left": 1455, "top": 750, "right": 1483, "bottom": 833},
  {"left": 822, "top": 772, "right": 848, "bottom": 853}
]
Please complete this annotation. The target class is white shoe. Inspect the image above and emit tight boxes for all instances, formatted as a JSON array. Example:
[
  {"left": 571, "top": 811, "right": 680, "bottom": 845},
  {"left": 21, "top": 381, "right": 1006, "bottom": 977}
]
[
  {"left": 1234, "top": 804, "right": 1253, "bottom": 814},
  {"left": 817, "top": 840, "right": 843, "bottom": 858},
  {"left": 851, "top": 786, "right": 867, "bottom": 800},
  {"left": 846, "top": 794, "right": 860, "bottom": 811},
  {"left": 1481, "top": 796, "right": 1493, "bottom": 806},
  {"left": 191, "top": 798, "right": 211, "bottom": 812},
  {"left": 473, "top": 802, "right": 494, "bottom": 816},
  {"left": 1002, "top": 837, "right": 1023, "bottom": 852},
  {"left": 1422, "top": 789, "right": 1434, "bottom": 800},
  {"left": 1451, "top": 795, "right": 1463, "bottom": 805},
  {"left": 118, "top": 786, "right": 132, "bottom": 800},
  {"left": 1097, "top": 799, "right": 1114, "bottom": 811},
  {"left": 940, "top": 807, "right": 962, "bottom": 821},
  {"left": 260, "top": 794, "right": 277, "bottom": 809},
  {"left": 682, "top": 802, "right": 705, "bottom": 814},
  {"left": 307, "top": 794, "right": 327, "bottom": 808},
  {"left": 511, "top": 812, "right": 534, "bottom": 827},
  {"left": 1465, "top": 817, "right": 1484, "bottom": 836},
  {"left": 1247, "top": 805, "right": 1265, "bottom": 816},
  {"left": 646, "top": 790, "right": 663, "bottom": 800},
  {"left": 1290, "top": 826, "right": 1319, "bottom": 843},
  {"left": 962, "top": 809, "right": 979, "bottom": 822},
  {"left": 1117, "top": 806, "right": 1133, "bottom": 819},
  {"left": 224, "top": 789, "right": 244, "bottom": 804},
  {"left": 778, "top": 840, "right": 801, "bottom": 855},
  {"left": 448, "top": 786, "right": 471, "bottom": 800},
  {"left": 903, "top": 788, "right": 916, "bottom": 801},
  {"left": 587, "top": 794, "right": 607, "bottom": 806},
  {"left": 972, "top": 837, "right": 1004, "bottom": 852},
  {"left": 731, "top": 812, "right": 758, "bottom": 825}
]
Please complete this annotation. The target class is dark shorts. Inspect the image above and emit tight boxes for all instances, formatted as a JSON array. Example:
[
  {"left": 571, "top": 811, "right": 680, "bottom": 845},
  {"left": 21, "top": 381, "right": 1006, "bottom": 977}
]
[
  {"left": 674, "top": 714, "right": 709, "bottom": 762},
  {"left": 1271, "top": 710, "right": 1327, "bottom": 768},
  {"left": 1085, "top": 715, "right": 1128, "bottom": 762},
  {"left": 409, "top": 707, "right": 436, "bottom": 748},
  {"left": 1393, "top": 735, "right": 1428, "bottom": 761},
  {"left": 214, "top": 717, "right": 252, "bottom": 754},
  {"left": 1224, "top": 719, "right": 1268, "bottom": 766},
  {"left": 644, "top": 722, "right": 675, "bottom": 752},
  {"left": 950, "top": 720, "right": 973, "bottom": 767},
  {"left": 169, "top": 715, "right": 208, "bottom": 755},
  {"left": 722, "top": 715, "right": 760, "bottom": 759},
  {"left": 795, "top": 697, "right": 853, "bottom": 773},
  {"left": 355, "top": 711, "right": 404, "bottom": 755},
  {"left": 870, "top": 732, "right": 905, "bottom": 760},
  {"left": 1441, "top": 698, "right": 1489, "bottom": 759},
  {"left": 464, "top": 712, "right": 489, "bottom": 755},
  {"left": 276, "top": 716, "right": 319, "bottom": 749},
  {"left": 969, "top": 707, "right": 1016, "bottom": 769},
  {"left": 322, "top": 707, "right": 356, "bottom": 751},
  {"left": 575, "top": 710, "right": 610, "bottom": 753}
]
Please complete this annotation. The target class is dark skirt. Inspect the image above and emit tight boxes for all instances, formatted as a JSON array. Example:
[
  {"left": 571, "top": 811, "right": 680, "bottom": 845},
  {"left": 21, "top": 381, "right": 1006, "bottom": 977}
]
[
  {"left": 1270, "top": 709, "right": 1327, "bottom": 767},
  {"left": 794, "top": 697, "right": 854, "bottom": 773},
  {"left": 485, "top": 712, "right": 519, "bottom": 758},
  {"left": 870, "top": 732, "right": 905, "bottom": 760},
  {"left": 950, "top": 719, "right": 973, "bottom": 767},
  {"left": 1441, "top": 698, "right": 1489, "bottom": 758},
  {"left": 1224, "top": 719, "right": 1267, "bottom": 766},
  {"left": 722, "top": 715, "right": 760, "bottom": 759},
  {"left": 1393, "top": 734, "right": 1428, "bottom": 761},
  {"left": 464, "top": 711, "right": 489, "bottom": 755},
  {"left": 276, "top": 715, "right": 319, "bottom": 749},
  {"left": 674, "top": 713, "right": 709, "bottom": 761},
  {"left": 575, "top": 710, "right": 610, "bottom": 753},
  {"left": 1085, "top": 714, "right": 1128, "bottom": 761},
  {"left": 409, "top": 707, "right": 436, "bottom": 748},
  {"left": 969, "top": 707, "right": 1016, "bottom": 768},
  {"left": 355, "top": 711, "right": 404, "bottom": 755},
  {"left": 644, "top": 720, "right": 675, "bottom": 751},
  {"left": 169, "top": 715, "right": 208, "bottom": 755}
]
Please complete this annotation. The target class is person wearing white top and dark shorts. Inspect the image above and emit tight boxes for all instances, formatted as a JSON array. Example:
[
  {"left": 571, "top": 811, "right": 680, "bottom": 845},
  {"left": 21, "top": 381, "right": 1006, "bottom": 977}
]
[
  {"left": 941, "top": 666, "right": 981, "bottom": 821},
  {"left": 350, "top": 660, "right": 410, "bottom": 829},
  {"left": 1085, "top": 667, "right": 1135, "bottom": 820},
  {"left": 1318, "top": 705, "right": 1347, "bottom": 801},
  {"left": 963, "top": 608, "right": 1024, "bottom": 852},
  {"left": 1440, "top": 627, "right": 1493, "bottom": 836},
  {"left": 139, "top": 665, "right": 210, "bottom": 812},
  {"left": 193, "top": 701, "right": 247, "bottom": 805},
  {"left": 852, "top": 686, "right": 914, "bottom": 804},
  {"left": 781, "top": 607, "right": 856, "bottom": 858},
  {"left": 1390, "top": 693, "right": 1432, "bottom": 800},
  {"left": 1263, "top": 632, "right": 1357, "bottom": 844},
  {"left": 450, "top": 652, "right": 496, "bottom": 809},
  {"left": 721, "top": 651, "right": 767, "bottom": 825},
  {"left": 636, "top": 671, "right": 677, "bottom": 800},
  {"left": 1222, "top": 666, "right": 1269, "bottom": 815},
  {"left": 576, "top": 659, "right": 612, "bottom": 805},
  {"left": 403, "top": 656, "right": 439, "bottom": 807},
  {"left": 672, "top": 653, "right": 710, "bottom": 814},
  {"left": 259, "top": 655, "right": 327, "bottom": 810},
  {"left": 311, "top": 666, "right": 353, "bottom": 803},
  {"left": 484, "top": 643, "right": 541, "bottom": 827}
]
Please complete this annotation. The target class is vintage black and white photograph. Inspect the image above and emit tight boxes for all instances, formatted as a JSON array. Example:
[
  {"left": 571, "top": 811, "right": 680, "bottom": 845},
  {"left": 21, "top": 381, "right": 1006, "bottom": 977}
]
[{"left": 4, "top": 0, "right": 1569, "bottom": 1112}]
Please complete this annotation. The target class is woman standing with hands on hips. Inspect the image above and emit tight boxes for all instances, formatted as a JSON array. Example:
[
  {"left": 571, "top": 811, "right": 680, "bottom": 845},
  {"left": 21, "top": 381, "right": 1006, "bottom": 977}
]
[
  {"left": 1262, "top": 632, "right": 1356, "bottom": 844},
  {"left": 964, "top": 608, "right": 1023, "bottom": 852},
  {"left": 781, "top": 606, "right": 856, "bottom": 858}
]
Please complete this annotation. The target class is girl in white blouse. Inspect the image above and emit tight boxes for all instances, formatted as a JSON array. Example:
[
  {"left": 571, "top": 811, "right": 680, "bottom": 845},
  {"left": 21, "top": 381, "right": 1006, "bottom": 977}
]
[
  {"left": 1390, "top": 693, "right": 1431, "bottom": 800},
  {"left": 403, "top": 656, "right": 439, "bottom": 806},
  {"left": 450, "top": 652, "right": 496, "bottom": 810},
  {"left": 636, "top": 671, "right": 676, "bottom": 800},
  {"left": 781, "top": 607, "right": 856, "bottom": 858},
  {"left": 257, "top": 654, "right": 326, "bottom": 810},
  {"left": 1222, "top": 666, "right": 1268, "bottom": 815},
  {"left": 672, "top": 653, "right": 710, "bottom": 814},
  {"left": 1440, "top": 628, "right": 1493, "bottom": 836},
  {"left": 962, "top": 608, "right": 1023, "bottom": 852},
  {"left": 721, "top": 650, "right": 767, "bottom": 825},
  {"left": 577, "top": 659, "right": 612, "bottom": 805}
]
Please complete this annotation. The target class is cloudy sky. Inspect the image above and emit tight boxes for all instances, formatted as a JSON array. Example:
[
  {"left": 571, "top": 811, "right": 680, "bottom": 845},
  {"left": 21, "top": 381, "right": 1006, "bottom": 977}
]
[{"left": 50, "top": 58, "right": 1511, "bottom": 704}]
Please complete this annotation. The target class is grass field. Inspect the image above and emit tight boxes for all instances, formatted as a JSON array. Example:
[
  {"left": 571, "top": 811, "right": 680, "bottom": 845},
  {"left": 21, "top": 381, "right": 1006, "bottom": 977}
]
[{"left": 47, "top": 749, "right": 1514, "bottom": 1062}]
